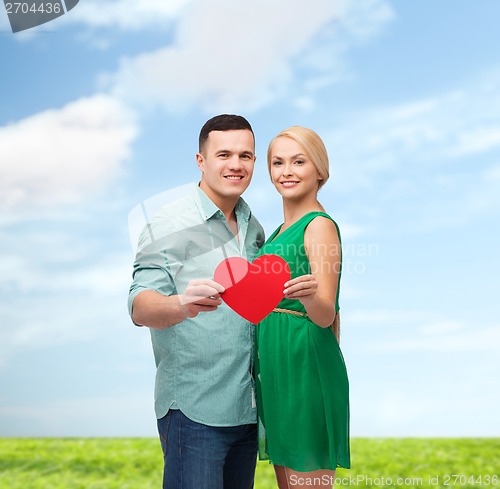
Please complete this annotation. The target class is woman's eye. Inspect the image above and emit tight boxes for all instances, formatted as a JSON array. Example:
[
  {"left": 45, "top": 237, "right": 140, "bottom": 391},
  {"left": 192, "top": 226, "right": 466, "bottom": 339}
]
[
  {"left": 272, "top": 161, "right": 283, "bottom": 166},
  {"left": 295, "top": 160, "right": 304, "bottom": 165}
]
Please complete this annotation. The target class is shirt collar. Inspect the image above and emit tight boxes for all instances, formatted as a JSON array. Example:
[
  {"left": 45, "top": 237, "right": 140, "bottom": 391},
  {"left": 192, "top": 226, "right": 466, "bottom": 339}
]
[{"left": 193, "top": 184, "right": 252, "bottom": 222}]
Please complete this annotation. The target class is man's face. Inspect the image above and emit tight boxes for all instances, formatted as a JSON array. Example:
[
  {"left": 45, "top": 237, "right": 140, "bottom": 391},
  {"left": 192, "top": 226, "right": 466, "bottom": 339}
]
[{"left": 196, "top": 129, "right": 256, "bottom": 206}]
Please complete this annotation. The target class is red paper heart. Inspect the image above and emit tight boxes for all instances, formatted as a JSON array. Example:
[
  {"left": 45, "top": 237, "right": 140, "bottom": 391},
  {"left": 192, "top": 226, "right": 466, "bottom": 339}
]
[{"left": 214, "top": 254, "right": 291, "bottom": 323}]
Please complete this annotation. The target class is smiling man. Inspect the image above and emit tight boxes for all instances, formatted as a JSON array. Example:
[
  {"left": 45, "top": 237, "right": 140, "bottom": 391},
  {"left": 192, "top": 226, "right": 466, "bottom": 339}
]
[{"left": 128, "top": 115, "right": 264, "bottom": 489}]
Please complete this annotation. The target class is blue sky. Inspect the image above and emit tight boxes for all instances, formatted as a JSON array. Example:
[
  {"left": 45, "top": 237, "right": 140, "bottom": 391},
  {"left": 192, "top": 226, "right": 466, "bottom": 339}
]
[{"left": 1, "top": 1, "right": 499, "bottom": 438}]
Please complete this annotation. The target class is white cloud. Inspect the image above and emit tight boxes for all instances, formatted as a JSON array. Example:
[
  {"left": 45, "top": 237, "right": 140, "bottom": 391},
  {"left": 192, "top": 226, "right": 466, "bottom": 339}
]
[
  {"left": 0, "top": 394, "right": 156, "bottom": 436},
  {"left": 374, "top": 325, "right": 500, "bottom": 353},
  {"left": 0, "top": 257, "right": 133, "bottom": 369},
  {"left": 347, "top": 312, "right": 500, "bottom": 436},
  {"left": 110, "top": 0, "right": 394, "bottom": 113},
  {"left": 68, "top": 0, "right": 192, "bottom": 30},
  {"left": 2, "top": 0, "right": 191, "bottom": 33},
  {"left": 331, "top": 70, "right": 500, "bottom": 187},
  {"left": 354, "top": 389, "right": 500, "bottom": 437},
  {"left": 0, "top": 94, "right": 138, "bottom": 212},
  {"left": 325, "top": 69, "right": 500, "bottom": 229},
  {"left": 484, "top": 164, "right": 500, "bottom": 180},
  {"left": 0, "top": 251, "right": 131, "bottom": 295},
  {"left": 346, "top": 308, "right": 427, "bottom": 325},
  {"left": 0, "top": 222, "right": 134, "bottom": 364},
  {"left": 343, "top": 309, "right": 500, "bottom": 353}
]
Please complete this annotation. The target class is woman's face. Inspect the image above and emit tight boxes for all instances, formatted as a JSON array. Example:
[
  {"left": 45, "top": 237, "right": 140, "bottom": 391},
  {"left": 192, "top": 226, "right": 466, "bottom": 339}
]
[{"left": 269, "top": 136, "right": 323, "bottom": 200}]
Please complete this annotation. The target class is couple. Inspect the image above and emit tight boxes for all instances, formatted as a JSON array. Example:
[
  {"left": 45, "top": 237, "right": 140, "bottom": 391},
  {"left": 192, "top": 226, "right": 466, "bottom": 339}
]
[{"left": 128, "top": 114, "right": 350, "bottom": 489}]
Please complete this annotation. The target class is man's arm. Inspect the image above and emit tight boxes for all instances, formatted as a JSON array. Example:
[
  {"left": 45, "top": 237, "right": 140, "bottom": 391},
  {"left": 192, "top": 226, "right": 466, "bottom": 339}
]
[{"left": 131, "top": 279, "right": 225, "bottom": 330}]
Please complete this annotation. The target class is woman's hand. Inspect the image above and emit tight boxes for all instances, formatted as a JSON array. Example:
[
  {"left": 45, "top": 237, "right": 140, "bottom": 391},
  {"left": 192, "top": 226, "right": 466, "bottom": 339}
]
[{"left": 283, "top": 274, "right": 318, "bottom": 306}]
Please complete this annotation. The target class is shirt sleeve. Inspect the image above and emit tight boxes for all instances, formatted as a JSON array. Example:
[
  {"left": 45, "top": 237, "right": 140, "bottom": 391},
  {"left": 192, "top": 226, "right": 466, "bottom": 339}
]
[{"left": 128, "top": 217, "right": 179, "bottom": 318}]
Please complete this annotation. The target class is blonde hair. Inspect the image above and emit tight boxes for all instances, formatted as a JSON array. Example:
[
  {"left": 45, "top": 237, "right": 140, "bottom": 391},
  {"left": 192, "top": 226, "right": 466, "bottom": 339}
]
[{"left": 267, "top": 126, "right": 330, "bottom": 190}]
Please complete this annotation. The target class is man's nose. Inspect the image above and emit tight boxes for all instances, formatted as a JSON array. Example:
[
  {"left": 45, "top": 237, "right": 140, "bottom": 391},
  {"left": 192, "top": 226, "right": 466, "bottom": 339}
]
[{"left": 227, "top": 155, "right": 244, "bottom": 170}]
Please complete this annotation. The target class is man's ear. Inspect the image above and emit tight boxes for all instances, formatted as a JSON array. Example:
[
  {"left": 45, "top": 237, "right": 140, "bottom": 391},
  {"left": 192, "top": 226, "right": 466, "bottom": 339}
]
[{"left": 195, "top": 153, "right": 204, "bottom": 172}]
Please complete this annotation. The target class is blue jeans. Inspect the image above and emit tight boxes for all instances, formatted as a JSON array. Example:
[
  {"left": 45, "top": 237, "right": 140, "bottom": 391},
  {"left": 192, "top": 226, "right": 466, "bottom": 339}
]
[{"left": 157, "top": 409, "right": 257, "bottom": 489}]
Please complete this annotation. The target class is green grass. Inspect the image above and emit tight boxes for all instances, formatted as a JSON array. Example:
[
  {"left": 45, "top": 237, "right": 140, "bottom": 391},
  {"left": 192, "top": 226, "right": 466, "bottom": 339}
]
[{"left": 0, "top": 438, "right": 498, "bottom": 488}]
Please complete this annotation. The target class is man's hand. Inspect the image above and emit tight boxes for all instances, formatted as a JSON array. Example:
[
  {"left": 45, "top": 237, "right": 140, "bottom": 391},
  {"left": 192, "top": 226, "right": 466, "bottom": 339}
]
[
  {"left": 132, "top": 279, "right": 225, "bottom": 329},
  {"left": 180, "top": 279, "right": 225, "bottom": 318}
]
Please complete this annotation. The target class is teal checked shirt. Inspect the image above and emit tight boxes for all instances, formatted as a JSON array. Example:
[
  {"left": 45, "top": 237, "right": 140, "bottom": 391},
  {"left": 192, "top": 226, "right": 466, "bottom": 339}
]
[{"left": 128, "top": 185, "right": 264, "bottom": 426}]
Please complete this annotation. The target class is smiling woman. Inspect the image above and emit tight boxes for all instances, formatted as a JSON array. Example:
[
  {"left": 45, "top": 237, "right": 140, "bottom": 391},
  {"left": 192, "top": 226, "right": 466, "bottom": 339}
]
[{"left": 255, "top": 126, "right": 349, "bottom": 489}]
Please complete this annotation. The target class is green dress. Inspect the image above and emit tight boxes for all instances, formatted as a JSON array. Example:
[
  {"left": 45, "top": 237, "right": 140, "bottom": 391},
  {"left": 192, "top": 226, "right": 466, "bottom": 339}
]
[{"left": 254, "top": 211, "right": 350, "bottom": 471}]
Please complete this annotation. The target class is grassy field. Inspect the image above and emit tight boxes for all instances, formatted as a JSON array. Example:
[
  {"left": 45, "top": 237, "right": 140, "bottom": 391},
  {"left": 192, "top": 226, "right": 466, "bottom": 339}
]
[{"left": 0, "top": 438, "right": 498, "bottom": 488}]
